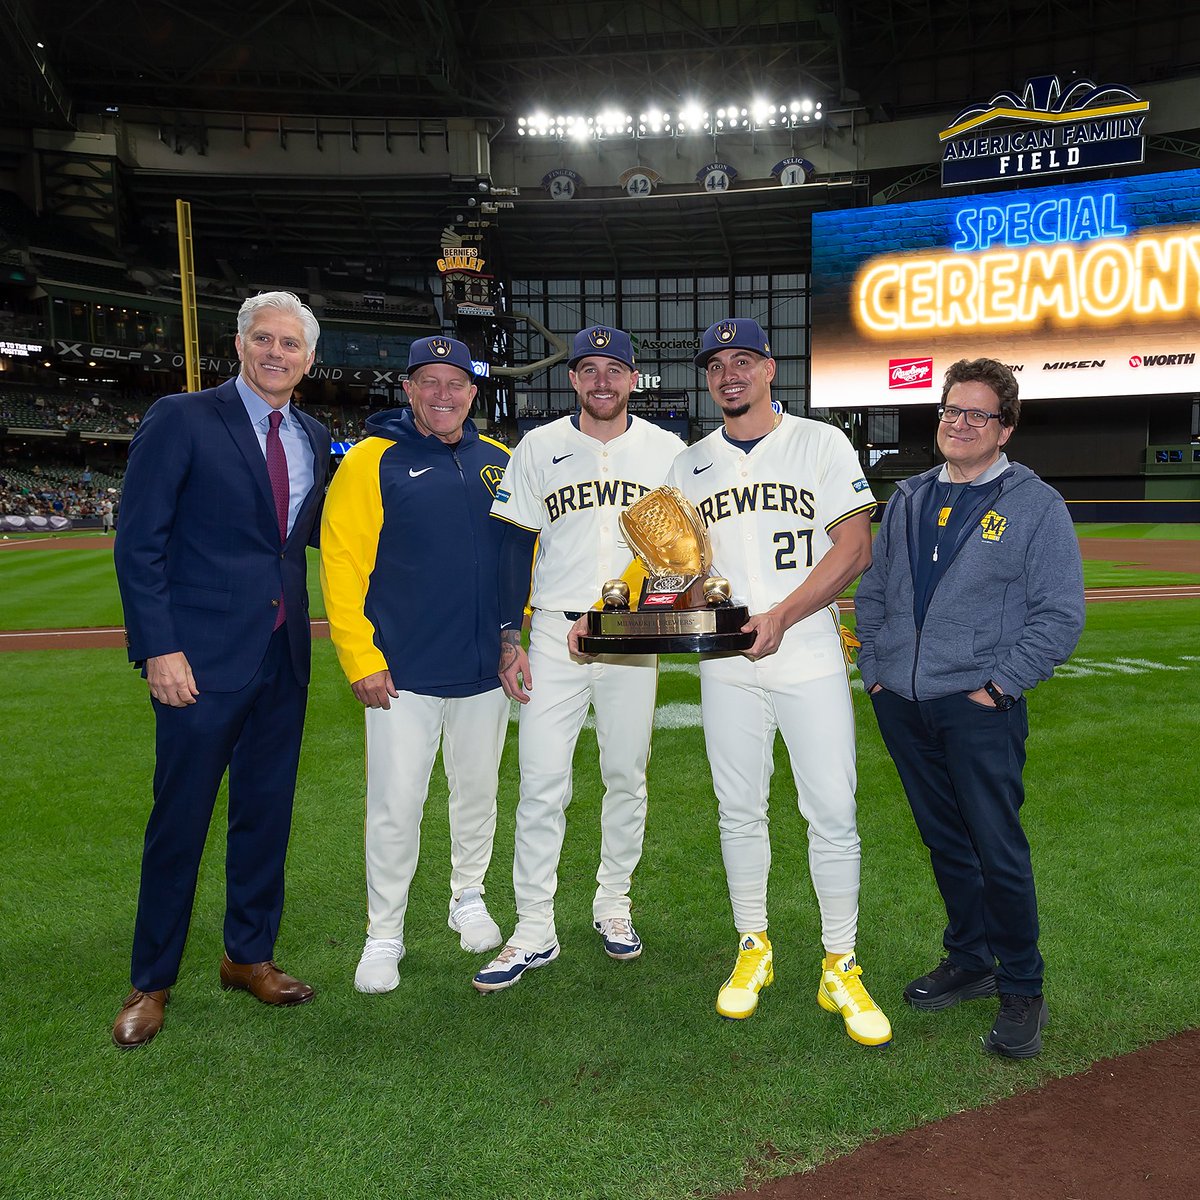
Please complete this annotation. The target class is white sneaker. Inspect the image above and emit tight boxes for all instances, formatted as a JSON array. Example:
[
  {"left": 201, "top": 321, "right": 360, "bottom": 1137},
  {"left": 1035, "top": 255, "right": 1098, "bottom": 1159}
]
[
  {"left": 472, "top": 943, "right": 560, "bottom": 992},
  {"left": 594, "top": 916, "right": 643, "bottom": 960},
  {"left": 448, "top": 888, "right": 503, "bottom": 953},
  {"left": 354, "top": 936, "right": 405, "bottom": 994}
]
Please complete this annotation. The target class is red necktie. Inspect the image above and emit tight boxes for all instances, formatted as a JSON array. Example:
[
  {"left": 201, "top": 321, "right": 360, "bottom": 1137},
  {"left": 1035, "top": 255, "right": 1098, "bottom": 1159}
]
[{"left": 266, "top": 410, "right": 289, "bottom": 628}]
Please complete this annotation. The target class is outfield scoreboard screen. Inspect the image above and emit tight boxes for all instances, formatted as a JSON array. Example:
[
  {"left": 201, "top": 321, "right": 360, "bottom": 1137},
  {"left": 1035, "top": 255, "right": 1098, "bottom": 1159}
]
[{"left": 811, "top": 167, "right": 1200, "bottom": 406}]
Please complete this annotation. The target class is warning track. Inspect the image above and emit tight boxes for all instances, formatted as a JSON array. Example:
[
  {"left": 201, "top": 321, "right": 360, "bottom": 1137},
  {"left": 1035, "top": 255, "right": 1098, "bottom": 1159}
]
[{"left": 2, "top": 589, "right": 1197, "bottom": 652}]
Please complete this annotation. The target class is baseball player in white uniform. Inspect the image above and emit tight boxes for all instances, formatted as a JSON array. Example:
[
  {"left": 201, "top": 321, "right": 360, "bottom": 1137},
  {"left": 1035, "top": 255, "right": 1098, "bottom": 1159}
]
[
  {"left": 473, "top": 325, "right": 681, "bottom": 992},
  {"left": 666, "top": 318, "right": 891, "bottom": 1045}
]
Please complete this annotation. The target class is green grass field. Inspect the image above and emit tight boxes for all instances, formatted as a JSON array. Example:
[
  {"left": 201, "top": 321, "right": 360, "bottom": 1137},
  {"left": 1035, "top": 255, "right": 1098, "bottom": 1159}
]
[
  {"left": 1, "top": 532, "right": 1197, "bottom": 632},
  {"left": 0, "top": 535, "right": 1198, "bottom": 1198},
  {"left": 1074, "top": 522, "right": 1200, "bottom": 539}
]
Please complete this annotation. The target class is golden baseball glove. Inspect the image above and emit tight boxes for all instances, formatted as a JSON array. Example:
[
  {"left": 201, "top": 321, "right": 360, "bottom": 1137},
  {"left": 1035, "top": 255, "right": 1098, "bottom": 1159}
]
[{"left": 619, "top": 486, "right": 711, "bottom": 577}]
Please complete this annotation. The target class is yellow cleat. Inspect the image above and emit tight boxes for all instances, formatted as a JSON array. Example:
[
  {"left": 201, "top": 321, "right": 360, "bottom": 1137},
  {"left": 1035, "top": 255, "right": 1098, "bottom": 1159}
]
[
  {"left": 716, "top": 933, "right": 774, "bottom": 1019},
  {"left": 817, "top": 951, "right": 892, "bottom": 1046}
]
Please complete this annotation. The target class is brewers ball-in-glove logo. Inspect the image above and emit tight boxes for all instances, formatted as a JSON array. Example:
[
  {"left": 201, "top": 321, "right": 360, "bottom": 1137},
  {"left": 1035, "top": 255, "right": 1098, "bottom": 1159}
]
[
  {"left": 620, "top": 486, "right": 712, "bottom": 578},
  {"left": 715, "top": 322, "right": 738, "bottom": 344},
  {"left": 429, "top": 337, "right": 453, "bottom": 358},
  {"left": 980, "top": 510, "right": 1008, "bottom": 542},
  {"left": 588, "top": 328, "right": 611, "bottom": 351},
  {"left": 480, "top": 464, "right": 505, "bottom": 497}
]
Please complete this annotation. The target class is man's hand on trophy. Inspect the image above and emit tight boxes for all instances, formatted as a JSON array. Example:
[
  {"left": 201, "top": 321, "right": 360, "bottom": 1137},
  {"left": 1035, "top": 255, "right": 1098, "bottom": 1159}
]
[
  {"left": 567, "top": 614, "right": 596, "bottom": 662},
  {"left": 352, "top": 669, "right": 400, "bottom": 710},
  {"left": 499, "top": 628, "right": 533, "bottom": 703},
  {"left": 741, "top": 609, "right": 786, "bottom": 661}
]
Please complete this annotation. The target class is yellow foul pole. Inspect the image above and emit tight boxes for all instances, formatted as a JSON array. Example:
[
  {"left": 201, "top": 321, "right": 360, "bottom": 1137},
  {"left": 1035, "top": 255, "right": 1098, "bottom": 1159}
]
[{"left": 175, "top": 199, "right": 201, "bottom": 392}]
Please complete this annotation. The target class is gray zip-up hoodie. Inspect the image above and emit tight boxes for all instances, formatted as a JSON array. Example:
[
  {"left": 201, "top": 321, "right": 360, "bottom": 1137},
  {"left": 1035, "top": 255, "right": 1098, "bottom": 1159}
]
[{"left": 855, "top": 458, "right": 1084, "bottom": 701}]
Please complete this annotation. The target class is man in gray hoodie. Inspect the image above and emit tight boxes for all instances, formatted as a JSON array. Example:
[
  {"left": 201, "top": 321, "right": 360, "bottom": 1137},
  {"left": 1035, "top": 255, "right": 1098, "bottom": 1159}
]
[{"left": 855, "top": 357, "right": 1084, "bottom": 1059}]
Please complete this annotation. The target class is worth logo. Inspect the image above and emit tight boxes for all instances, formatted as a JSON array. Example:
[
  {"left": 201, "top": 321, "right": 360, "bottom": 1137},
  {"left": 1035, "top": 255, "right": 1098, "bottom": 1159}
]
[{"left": 1129, "top": 353, "right": 1195, "bottom": 368}]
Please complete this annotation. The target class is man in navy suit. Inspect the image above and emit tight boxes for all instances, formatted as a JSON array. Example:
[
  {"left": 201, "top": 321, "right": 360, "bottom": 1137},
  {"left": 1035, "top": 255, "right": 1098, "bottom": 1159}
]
[{"left": 112, "top": 291, "right": 331, "bottom": 1048}]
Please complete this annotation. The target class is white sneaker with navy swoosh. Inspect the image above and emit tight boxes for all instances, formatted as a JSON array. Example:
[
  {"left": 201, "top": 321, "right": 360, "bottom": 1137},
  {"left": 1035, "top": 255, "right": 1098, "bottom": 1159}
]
[
  {"left": 472, "top": 943, "right": 560, "bottom": 992},
  {"left": 594, "top": 916, "right": 642, "bottom": 960}
]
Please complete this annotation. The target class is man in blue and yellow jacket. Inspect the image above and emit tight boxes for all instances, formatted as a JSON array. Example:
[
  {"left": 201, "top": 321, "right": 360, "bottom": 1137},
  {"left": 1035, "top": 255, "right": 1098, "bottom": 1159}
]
[{"left": 320, "top": 335, "right": 511, "bottom": 994}]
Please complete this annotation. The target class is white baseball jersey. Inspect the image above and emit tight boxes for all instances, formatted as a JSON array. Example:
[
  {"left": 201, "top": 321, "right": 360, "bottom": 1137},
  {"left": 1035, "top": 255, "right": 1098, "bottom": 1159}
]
[
  {"left": 668, "top": 414, "right": 876, "bottom": 634},
  {"left": 491, "top": 414, "right": 682, "bottom": 611}
]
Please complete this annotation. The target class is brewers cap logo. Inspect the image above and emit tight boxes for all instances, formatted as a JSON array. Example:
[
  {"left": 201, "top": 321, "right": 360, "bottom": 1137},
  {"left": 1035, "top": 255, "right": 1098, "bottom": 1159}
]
[
  {"left": 980, "top": 510, "right": 1008, "bottom": 542},
  {"left": 589, "top": 327, "right": 611, "bottom": 349},
  {"left": 716, "top": 321, "right": 738, "bottom": 343},
  {"left": 480, "top": 463, "right": 505, "bottom": 498},
  {"left": 430, "top": 337, "right": 453, "bottom": 358}
]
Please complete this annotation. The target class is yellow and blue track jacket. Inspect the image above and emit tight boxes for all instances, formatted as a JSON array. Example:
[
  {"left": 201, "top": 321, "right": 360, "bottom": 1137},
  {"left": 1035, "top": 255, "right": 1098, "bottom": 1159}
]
[{"left": 320, "top": 408, "right": 510, "bottom": 698}]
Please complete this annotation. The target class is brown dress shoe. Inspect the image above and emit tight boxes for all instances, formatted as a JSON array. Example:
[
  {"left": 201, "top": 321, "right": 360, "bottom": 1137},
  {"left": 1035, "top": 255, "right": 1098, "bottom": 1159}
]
[
  {"left": 219, "top": 954, "right": 315, "bottom": 1006},
  {"left": 112, "top": 988, "right": 169, "bottom": 1048}
]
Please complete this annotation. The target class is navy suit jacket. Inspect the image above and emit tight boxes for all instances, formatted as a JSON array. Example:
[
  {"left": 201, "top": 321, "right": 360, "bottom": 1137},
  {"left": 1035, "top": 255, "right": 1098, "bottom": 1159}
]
[{"left": 115, "top": 378, "right": 331, "bottom": 692}]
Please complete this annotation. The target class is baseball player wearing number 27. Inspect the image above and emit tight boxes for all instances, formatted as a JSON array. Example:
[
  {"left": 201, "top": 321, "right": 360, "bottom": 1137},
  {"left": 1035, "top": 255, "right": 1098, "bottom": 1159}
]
[
  {"left": 667, "top": 318, "right": 891, "bottom": 1043},
  {"left": 473, "top": 325, "right": 681, "bottom": 993}
]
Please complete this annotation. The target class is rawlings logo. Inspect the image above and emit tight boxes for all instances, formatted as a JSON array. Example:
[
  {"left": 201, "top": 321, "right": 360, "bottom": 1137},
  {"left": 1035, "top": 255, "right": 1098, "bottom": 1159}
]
[{"left": 889, "top": 358, "right": 933, "bottom": 388}]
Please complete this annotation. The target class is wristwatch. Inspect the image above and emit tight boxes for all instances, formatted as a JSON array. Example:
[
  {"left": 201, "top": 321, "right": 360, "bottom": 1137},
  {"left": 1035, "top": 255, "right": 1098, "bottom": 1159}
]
[{"left": 983, "top": 680, "right": 1016, "bottom": 711}]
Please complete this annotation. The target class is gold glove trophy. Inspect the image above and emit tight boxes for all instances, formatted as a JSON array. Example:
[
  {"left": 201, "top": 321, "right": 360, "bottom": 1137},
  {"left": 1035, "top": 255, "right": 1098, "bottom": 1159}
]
[{"left": 578, "top": 486, "right": 755, "bottom": 654}]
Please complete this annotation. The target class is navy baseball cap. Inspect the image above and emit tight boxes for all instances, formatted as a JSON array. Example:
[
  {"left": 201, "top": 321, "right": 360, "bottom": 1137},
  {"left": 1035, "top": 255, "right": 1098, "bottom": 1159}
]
[
  {"left": 567, "top": 325, "right": 635, "bottom": 370},
  {"left": 694, "top": 318, "right": 772, "bottom": 367},
  {"left": 407, "top": 335, "right": 477, "bottom": 377}
]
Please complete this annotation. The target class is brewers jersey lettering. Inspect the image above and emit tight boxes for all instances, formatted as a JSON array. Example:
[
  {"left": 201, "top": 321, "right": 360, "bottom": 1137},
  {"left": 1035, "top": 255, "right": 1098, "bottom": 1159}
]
[
  {"left": 669, "top": 413, "right": 875, "bottom": 636},
  {"left": 492, "top": 414, "right": 684, "bottom": 610}
]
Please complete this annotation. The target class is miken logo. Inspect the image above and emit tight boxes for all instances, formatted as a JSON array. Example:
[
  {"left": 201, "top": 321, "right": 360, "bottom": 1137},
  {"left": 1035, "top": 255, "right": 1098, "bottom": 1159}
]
[
  {"left": 888, "top": 357, "right": 933, "bottom": 389},
  {"left": 1043, "top": 360, "right": 1105, "bottom": 370},
  {"left": 1129, "top": 353, "right": 1195, "bottom": 368}
]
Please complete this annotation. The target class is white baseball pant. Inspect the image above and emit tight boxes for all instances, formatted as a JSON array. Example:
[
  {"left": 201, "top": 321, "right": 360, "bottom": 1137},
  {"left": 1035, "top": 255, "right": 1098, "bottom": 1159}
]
[
  {"left": 363, "top": 687, "right": 509, "bottom": 940},
  {"left": 700, "top": 635, "right": 860, "bottom": 952},
  {"left": 511, "top": 609, "right": 658, "bottom": 952}
]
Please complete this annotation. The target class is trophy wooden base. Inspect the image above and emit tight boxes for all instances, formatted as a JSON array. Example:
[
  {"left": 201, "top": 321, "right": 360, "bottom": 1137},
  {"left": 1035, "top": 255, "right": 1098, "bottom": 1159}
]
[{"left": 578, "top": 603, "right": 754, "bottom": 655}]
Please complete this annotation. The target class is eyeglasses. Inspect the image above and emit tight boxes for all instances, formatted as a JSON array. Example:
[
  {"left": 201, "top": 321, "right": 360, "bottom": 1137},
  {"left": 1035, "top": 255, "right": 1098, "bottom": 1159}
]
[{"left": 937, "top": 404, "right": 1002, "bottom": 428}]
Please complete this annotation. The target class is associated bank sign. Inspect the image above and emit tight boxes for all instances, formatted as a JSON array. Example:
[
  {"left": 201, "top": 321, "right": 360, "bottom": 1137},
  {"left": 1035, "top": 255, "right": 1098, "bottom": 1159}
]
[{"left": 940, "top": 75, "right": 1148, "bottom": 186}]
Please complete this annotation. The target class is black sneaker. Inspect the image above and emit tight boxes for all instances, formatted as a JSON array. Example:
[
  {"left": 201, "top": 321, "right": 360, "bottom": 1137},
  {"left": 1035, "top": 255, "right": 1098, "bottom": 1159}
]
[
  {"left": 903, "top": 959, "right": 998, "bottom": 1011},
  {"left": 984, "top": 993, "right": 1049, "bottom": 1059}
]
